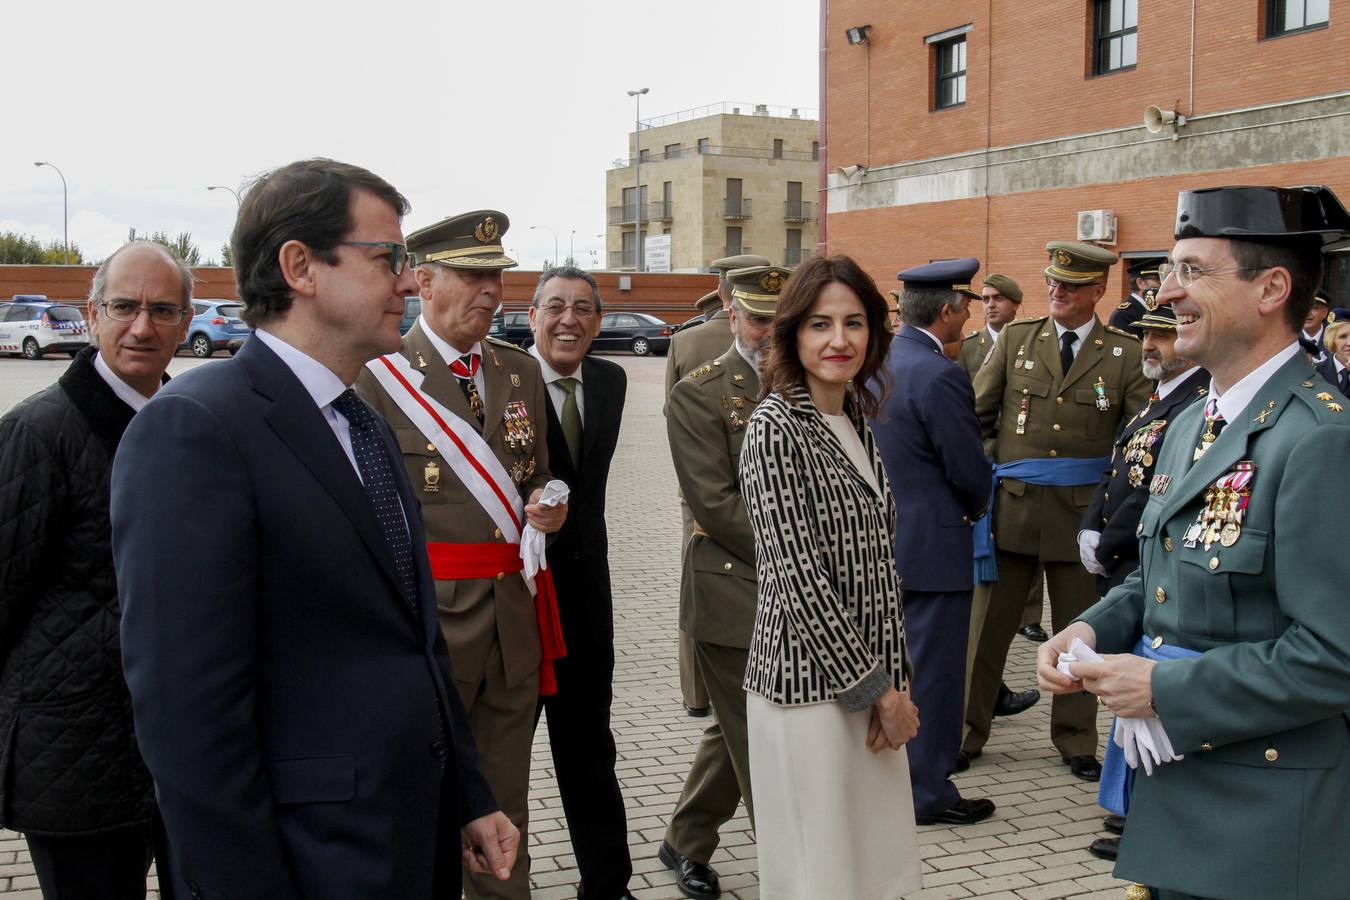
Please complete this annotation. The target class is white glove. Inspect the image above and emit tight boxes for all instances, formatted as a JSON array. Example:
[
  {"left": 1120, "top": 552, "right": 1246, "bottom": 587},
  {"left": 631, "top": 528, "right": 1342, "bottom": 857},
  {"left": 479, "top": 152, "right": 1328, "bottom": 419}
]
[
  {"left": 1078, "top": 530, "right": 1108, "bottom": 576},
  {"left": 520, "top": 479, "right": 570, "bottom": 580}
]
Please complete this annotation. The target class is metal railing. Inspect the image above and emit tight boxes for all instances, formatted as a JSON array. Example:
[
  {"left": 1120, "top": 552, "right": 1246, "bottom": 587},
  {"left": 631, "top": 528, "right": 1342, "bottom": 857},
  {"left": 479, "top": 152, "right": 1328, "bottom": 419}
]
[
  {"left": 638, "top": 101, "right": 818, "bottom": 129},
  {"left": 723, "top": 245, "right": 753, "bottom": 257},
  {"left": 784, "top": 247, "right": 816, "bottom": 266},
  {"left": 724, "top": 198, "right": 752, "bottom": 219},
  {"left": 608, "top": 250, "right": 638, "bottom": 269},
  {"left": 784, "top": 200, "right": 814, "bottom": 222},
  {"left": 610, "top": 144, "right": 817, "bottom": 168},
  {"left": 607, "top": 204, "right": 648, "bottom": 225},
  {"left": 650, "top": 201, "right": 674, "bottom": 221}
]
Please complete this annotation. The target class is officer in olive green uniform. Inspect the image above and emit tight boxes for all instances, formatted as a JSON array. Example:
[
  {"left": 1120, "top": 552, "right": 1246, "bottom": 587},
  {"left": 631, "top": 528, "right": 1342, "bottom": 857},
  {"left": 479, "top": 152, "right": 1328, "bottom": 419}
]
[
  {"left": 658, "top": 266, "right": 787, "bottom": 900},
  {"left": 959, "top": 273, "right": 1024, "bottom": 380},
  {"left": 665, "top": 254, "right": 770, "bottom": 716},
  {"left": 964, "top": 242, "right": 1152, "bottom": 780},
  {"left": 355, "top": 211, "right": 555, "bottom": 900},
  {"left": 1049, "top": 184, "right": 1350, "bottom": 899}
]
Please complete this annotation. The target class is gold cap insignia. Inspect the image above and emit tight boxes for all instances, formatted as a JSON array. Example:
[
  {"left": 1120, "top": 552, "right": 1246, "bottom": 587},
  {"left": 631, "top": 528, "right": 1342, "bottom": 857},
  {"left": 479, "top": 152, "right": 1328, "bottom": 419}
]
[
  {"left": 1055, "top": 249, "right": 1073, "bottom": 268},
  {"left": 1143, "top": 288, "right": 1159, "bottom": 311},
  {"left": 761, "top": 270, "right": 786, "bottom": 294},
  {"left": 474, "top": 215, "right": 500, "bottom": 243}
]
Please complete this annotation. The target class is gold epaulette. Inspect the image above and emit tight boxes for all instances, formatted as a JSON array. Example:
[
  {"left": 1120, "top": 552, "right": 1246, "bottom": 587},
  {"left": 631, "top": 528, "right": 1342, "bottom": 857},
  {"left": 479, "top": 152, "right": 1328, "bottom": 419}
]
[
  {"left": 690, "top": 363, "right": 715, "bottom": 379},
  {"left": 1106, "top": 325, "right": 1141, "bottom": 341},
  {"left": 484, "top": 335, "right": 527, "bottom": 354}
]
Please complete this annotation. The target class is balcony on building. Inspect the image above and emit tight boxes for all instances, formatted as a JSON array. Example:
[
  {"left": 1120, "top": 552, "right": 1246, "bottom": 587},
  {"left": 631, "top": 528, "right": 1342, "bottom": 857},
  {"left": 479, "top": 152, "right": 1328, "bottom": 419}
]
[
  {"left": 724, "top": 198, "right": 752, "bottom": 219},
  {"left": 608, "top": 249, "right": 638, "bottom": 269},
  {"left": 784, "top": 200, "right": 814, "bottom": 222},
  {"left": 607, "top": 204, "right": 650, "bottom": 225},
  {"left": 649, "top": 201, "right": 674, "bottom": 222},
  {"left": 723, "top": 245, "right": 753, "bottom": 257}
]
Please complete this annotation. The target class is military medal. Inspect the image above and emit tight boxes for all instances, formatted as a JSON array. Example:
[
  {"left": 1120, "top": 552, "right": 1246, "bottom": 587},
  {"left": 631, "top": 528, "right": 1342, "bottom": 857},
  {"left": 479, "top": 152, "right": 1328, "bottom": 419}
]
[
  {"left": 464, "top": 378, "right": 484, "bottom": 419},
  {"left": 1188, "top": 461, "right": 1255, "bottom": 551},
  {"left": 509, "top": 457, "right": 536, "bottom": 485},
  {"left": 503, "top": 400, "right": 534, "bottom": 451},
  {"left": 423, "top": 459, "right": 440, "bottom": 493},
  {"left": 1015, "top": 345, "right": 1026, "bottom": 369},
  {"left": 1193, "top": 414, "right": 1221, "bottom": 461},
  {"left": 1149, "top": 473, "right": 1171, "bottom": 496},
  {"left": 1122, "top": 420, "right": 1165, "bottom": 488},
  {"left": 1093, "top": 376, "right": 1110, "bottom": 411},
  {"left": 1016, "top": 396, "right": 1029, "bottom": 435}
]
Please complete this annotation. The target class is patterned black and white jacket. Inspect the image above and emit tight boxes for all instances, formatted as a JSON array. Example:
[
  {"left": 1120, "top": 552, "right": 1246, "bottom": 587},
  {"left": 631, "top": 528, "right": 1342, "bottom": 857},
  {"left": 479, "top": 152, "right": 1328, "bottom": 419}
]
[{"left": 739, "top": 383, "right": 912, "bottom": 711}]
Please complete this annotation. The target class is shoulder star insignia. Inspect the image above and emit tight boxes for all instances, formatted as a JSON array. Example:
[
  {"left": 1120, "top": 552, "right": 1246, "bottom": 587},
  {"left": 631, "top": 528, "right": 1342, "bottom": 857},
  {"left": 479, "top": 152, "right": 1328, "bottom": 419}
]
[
  {"left": 732, "top": 373, "right": 745, "bottom": 383},
  {"left": 691, "top": 364, "right": 714, "bottom": 379},
  {"left": 1329, "top": 402, "right": 1344, "bottom": 413},
  {"left": 1316, "top": 391, "right": 1334, "bottom": 401}
]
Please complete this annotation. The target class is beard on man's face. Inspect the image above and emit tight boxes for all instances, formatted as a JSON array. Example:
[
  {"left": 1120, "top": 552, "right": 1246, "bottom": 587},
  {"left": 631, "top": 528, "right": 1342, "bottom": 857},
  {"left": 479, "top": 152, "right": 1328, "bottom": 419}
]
[
  {"left": 1141, "top": 353, "right": 1191, "bottom": 382},
  {"left": 735, "top": 333, "right": 767, "bottom": 373}
]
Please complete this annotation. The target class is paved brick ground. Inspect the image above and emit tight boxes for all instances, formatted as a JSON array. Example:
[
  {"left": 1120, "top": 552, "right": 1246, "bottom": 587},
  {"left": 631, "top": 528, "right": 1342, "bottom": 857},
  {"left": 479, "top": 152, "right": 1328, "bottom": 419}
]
[{"left": 0, "top": 353, "right": 1129, "bottom": 898}]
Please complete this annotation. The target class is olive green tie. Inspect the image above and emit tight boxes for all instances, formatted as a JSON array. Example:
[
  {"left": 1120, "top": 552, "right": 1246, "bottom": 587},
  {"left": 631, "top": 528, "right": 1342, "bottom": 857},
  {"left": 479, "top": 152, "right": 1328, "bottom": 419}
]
[{"left": 558, "top": 377, "right": 582, "bottom": 468}]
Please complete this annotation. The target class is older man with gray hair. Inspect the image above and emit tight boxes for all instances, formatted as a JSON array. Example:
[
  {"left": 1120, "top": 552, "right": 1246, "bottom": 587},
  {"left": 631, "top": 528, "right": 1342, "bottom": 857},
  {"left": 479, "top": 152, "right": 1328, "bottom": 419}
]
[{"left": 0, "top": 241, "right": 193, "bottom": 899}]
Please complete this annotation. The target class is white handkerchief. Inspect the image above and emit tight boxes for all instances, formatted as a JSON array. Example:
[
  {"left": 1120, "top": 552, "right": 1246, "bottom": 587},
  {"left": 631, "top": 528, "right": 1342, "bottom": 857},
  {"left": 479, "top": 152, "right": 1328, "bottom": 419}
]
[
  {"left": 521, "top": 479, "right": 570, "bottom": 579},
  {"left": 1057, "top": 638, "right": 1181, "bottom": 774}
]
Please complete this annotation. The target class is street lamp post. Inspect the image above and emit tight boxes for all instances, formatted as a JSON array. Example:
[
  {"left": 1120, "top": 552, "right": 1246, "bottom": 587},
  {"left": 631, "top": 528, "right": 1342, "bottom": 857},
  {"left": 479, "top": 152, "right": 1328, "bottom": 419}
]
[
  {"left": 627, "top": 87, "right": 649, "bottom": 272},
  {"left": 33, "top": 161, "right": 68, "bottom": 265},
  {"left": 207, "top": 185, "right": 242, "bottom": 206},
  {"left": 569, "top": 229, "right": 576, "bottom": 266},
  {"left": 530, "top": 225, "right": 559, "bottom": 269}
]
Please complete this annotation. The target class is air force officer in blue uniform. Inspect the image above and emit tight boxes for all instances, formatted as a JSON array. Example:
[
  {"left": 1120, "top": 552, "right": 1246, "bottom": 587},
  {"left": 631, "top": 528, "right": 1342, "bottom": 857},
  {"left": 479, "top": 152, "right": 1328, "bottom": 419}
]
[{"left": 870, "top": 258, "right": 995, "bottom": 826}]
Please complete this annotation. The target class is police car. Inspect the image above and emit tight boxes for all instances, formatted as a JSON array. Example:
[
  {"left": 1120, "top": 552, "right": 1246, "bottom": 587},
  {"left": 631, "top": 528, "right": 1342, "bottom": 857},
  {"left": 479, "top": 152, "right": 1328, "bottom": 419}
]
[{"left": 0, "top": 295, "right": 90, "bottom": 359}]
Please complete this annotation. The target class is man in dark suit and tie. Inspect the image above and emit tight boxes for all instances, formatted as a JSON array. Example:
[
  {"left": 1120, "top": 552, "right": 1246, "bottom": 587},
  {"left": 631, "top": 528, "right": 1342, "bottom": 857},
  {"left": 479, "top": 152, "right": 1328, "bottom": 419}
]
[
  {"left": 871, "top": 258, "right": 996, "bottom": 826},
  {"left": 111, "top": 158, "right": 515, "bottom": 899},
  {"left": 526, "top": 266, "right": 637, "bottom": 900}
]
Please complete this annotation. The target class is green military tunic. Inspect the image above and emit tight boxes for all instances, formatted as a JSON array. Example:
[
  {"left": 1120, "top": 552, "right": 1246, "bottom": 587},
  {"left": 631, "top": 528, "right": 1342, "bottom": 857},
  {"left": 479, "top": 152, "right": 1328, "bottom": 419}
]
[
  {"left": 664, "top": 309, "right": 733, "bottom": 397},
  {"left": 1080, "top": 355, "right": 1350, "bottom": 898},
  {"left": 958, "top": 328, "right": 994, "bottom": 381}
]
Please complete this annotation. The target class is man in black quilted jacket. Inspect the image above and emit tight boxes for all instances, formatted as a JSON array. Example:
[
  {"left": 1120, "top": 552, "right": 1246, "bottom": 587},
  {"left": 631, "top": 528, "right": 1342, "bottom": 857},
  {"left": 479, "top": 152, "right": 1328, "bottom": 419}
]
[{"left": 0, "top": 241, "right": 192, "bottom": 899}]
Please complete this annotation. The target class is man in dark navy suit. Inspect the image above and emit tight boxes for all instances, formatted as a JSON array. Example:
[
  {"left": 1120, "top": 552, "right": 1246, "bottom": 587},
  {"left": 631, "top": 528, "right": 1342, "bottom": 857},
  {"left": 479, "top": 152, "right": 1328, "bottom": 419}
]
[
  {"left": 526, "top": 266, "right": 638, "bottom": 900},
  {"left": 111, "top": 159, "right": 514, "bottom": 899},
  {"left": 870, "top": 258, "right": 995, "bottom": 826}
]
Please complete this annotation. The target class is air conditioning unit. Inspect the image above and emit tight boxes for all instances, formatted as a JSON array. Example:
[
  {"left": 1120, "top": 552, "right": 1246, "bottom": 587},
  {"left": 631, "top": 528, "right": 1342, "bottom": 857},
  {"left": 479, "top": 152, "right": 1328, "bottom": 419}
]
[{"left": 1076, "top": 209, "right": 1117, "bottom": 244}]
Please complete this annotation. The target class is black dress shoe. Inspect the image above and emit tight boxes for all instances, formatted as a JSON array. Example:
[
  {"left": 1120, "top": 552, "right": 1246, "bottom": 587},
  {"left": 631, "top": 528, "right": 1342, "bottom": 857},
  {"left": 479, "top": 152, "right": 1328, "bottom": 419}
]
[
  {"left": 658, "top": 841, "right": 720, "bottom": 899},
  {"left": 1103, "top": 814, "right": 1126, "bottom": 835},
  {"left": 993, "top": 686, "right": 1041, "bottom": 717},
  {"left": 685, "top": 706, "right": 710, "bottom": 718},
  {"left": 954, "top": 749, "right": 982, "bottom": 773},
  {"left": 1063, "top": 755, "right": 1103, "bottom": 781},
  {"left": 1018, "top": 623, "right": 1049, "bottom": 643},
  {"left": 1087, "top": 836, "right": 1120, "bottom": 861},
  {"left": 916, "top": 796, "right": 996, "bottom": 826}
]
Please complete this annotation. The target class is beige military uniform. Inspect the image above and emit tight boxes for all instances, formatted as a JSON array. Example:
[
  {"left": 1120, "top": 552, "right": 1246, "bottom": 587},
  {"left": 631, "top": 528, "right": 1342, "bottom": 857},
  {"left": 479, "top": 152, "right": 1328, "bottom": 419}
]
[
  {"left": 958, "top": 328, "right": 995, "bottom": 381},
  {"left": 356, "top": 323, "right": 551, "bottom": 900},
  {"left": 964, "top": 315, "right": 1151, "bottom": 761},
  {"left": 662, "top": 345, "right": 760, "bottom": 863}
]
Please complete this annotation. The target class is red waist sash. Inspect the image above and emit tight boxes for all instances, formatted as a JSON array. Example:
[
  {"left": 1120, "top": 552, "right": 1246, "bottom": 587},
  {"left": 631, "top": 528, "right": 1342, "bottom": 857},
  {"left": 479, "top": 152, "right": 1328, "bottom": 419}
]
[{"left": 425, "top": 542, "right": 565, "bottom": 696}]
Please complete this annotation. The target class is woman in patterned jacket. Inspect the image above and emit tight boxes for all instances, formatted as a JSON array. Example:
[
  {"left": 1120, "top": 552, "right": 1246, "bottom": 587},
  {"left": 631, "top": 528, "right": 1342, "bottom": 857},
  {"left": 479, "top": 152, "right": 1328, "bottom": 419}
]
[{"left": 739, "top": 254, "right": 922, "bottom": 900}]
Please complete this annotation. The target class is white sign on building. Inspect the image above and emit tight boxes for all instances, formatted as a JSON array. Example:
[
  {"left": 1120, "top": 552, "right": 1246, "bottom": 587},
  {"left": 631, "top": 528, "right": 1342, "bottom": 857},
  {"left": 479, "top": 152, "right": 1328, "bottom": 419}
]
[{"left": 644, "top": 234, "right": 672, "bottom": 273}]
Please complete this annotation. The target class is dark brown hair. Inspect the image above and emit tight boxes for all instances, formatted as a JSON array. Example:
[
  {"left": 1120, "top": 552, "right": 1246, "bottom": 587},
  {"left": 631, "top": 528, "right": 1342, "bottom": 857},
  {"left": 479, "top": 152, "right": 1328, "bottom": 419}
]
[
  {"left": 1227, "top": 238, "right": 1324, "bottom": 334},
  {"left": 231, "top": 158, "right": 409, "bottom": 327},
  {"left": 760, "top": 254, "right": 893, "bottom": 418}
]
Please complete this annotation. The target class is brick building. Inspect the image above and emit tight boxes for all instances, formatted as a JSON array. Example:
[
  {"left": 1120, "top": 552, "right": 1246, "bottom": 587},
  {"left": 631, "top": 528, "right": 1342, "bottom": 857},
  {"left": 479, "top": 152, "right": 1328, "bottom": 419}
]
[
  {"left": 819, "top": 0, "right": 1350, "bottom": 319},
  {"left": 605, "top": 102, "right": 820, "bottom": 272}
]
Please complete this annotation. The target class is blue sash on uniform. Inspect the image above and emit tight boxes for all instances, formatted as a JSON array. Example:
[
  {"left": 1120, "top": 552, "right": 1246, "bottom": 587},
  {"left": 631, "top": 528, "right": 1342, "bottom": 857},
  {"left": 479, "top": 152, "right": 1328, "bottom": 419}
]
[
  {"left": 1098, "top": 635, "right": 1204, "bottom": 815},
  {"left": 972, "top": 456, "right": 1111, "bottom": 584}
]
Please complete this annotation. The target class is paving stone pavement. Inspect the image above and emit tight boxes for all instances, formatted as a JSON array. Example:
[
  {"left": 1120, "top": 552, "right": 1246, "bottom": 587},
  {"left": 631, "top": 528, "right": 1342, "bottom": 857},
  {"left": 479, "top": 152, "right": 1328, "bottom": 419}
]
[{"left": 0, "top": 353, "right": 1130, "bottom": 898}]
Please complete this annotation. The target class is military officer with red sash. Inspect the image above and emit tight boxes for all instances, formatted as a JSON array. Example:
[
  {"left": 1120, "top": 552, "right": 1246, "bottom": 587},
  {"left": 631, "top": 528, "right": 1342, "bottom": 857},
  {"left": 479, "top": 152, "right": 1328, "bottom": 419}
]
[{"left": 357, "top": 210, "right": 565, "bottom": 900}]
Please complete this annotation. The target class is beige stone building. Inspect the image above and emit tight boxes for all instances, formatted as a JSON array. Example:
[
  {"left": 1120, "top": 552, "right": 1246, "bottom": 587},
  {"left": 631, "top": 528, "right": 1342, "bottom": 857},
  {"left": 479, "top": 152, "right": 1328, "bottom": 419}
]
[{"left": 605, "top": 103, "right": 820, "bottom": 273}]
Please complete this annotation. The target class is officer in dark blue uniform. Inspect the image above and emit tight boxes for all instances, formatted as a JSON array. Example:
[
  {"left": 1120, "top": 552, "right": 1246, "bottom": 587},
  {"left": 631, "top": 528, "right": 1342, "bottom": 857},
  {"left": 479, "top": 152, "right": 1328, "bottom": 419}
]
[{"left": 1108, "top": 258, "right": 1165, "bottom": 332}]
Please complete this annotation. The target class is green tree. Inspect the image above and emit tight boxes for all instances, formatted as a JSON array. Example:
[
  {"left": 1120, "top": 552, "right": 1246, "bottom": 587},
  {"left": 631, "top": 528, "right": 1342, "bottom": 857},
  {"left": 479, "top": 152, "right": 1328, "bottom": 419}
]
[
  {"left": 0, "top": 232, "right": 47, "bottom": 264},
  {"left": 220, "top": 242, "right": 233, "bottom": 267},
  {"left": 144, "top": 231, "right": 201, "bottom": 266},
  {"left": 41, "top": 240, "right": 83, "bottom": 265}
]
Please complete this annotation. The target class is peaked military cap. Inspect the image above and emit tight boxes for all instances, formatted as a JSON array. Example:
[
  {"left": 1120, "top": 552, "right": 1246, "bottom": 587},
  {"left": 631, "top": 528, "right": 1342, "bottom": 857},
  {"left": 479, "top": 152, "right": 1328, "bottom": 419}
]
[
  {"left": 982, "top": 273, "right": 1023, "bottom": 303},
  {"left": 1043, "top": 241, "right": 1119, "bottom": 284},
  {"left": 693, "top": 289, "right": 722, "bottom": 314},
  {"left": 1329, "top": 306, "right": 1350, "bottom": 324},
  {"left": 1129, "top": 300, "right": 1180, "bottom": 333},
  {"left": 729, "top": 265, "right": 792, "bottom": 316},
  {"left": 897, "top": 257, "right": 982, "bottom": 299},
  {"left": 1174, "top": 185, "right": 1350, "bottom": 245},
  {"left": 407, "top": 210, "right": 517, "bottom": 269},
  {"left": 1313, "top": 288, "right": 1330, "bottom": 307},
  {"left": 1127, "top": 257, "right": 1166, "bottom": 279},
  {"left": 711, "top": 253, "right": 771, "bottom": 272}
]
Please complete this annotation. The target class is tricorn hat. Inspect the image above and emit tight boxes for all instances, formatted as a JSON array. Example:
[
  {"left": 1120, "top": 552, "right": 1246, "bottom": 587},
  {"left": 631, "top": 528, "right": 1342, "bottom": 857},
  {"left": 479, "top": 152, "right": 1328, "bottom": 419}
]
[{"left": 1174, "top": 185, "right": 1350, "bottom": 245}]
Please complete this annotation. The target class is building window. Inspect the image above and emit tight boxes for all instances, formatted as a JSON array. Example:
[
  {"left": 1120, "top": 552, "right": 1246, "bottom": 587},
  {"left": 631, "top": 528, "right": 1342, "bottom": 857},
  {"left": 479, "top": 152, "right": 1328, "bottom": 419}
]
[
  {"left": 935, "top": 36, "right": 966, "bottom": 109},
  {"left": 1093, "top": 0, "right": 1138, "bottom": 74},
  {"left": 665, "top": 142, "right": 681, "bottom": 159},
  {"left": 1267, "top": 0, "right": 1330, "bottom": 36},
  {"left": 811, "top": 141, "right": 819, "bottom": 161},
  {"left": 638, "top": 148, "right": 650, "bottom": 163},
  {"left": 698, "top": 137, "right": 710, "bottom": 154},
  {"left": 773, "top": 139, "right": 784, "bottom": 159},
  {"left": 726, "top": 226, "right": 744, "bottom": 256}
]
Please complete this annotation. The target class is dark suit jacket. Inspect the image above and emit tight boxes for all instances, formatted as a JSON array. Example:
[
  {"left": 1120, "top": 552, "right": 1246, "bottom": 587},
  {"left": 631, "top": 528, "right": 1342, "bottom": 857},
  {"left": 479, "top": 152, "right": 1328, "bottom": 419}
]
[
  {"left": 1315, "top": 356, "right": 1349, "bottom": 398},
  {"left": 540, "top": 355, "right": 627, "bottom": 649},
  {"left": 112, "top": 337, "right": 495, "bottom": 900},
  {"left": 870, "top": 326, "right": 992, "bottom": 593}
]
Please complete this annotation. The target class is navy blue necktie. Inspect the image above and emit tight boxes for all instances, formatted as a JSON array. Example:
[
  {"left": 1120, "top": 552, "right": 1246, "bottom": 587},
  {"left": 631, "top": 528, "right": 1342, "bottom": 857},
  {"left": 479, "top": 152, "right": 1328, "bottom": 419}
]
[
  {"left": 331, "top": 390, "right": 418, "bottom": 608},
  {"left": 1339, "top": 368, "right": 1349, "bottom": 397}
]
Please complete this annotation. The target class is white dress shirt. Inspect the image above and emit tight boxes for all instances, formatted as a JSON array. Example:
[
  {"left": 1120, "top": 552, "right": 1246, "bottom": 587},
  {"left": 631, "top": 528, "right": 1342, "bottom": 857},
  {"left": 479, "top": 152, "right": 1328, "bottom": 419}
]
[
  {"left": 1053, "top": 317, "right": 1097, "bottom": 362},
  {"left": 987, "top": 325, "right": 1001, "bottom": 345},
  {"left": 914, "top": 326, "right": 945, "bottom": 353},
  {"left": 254, "top": 329, "right": 361, "bottom": 478},
  {"left": 528, "top": 345, "right": 584, "bottom": 420},
  {"left": 1207, "top": 342, "right": 1301, "bottom": 423},
  {"left": 93, "top": 352, "right": 152, "bottom": 412},
  {"left": 420, "top": 317, "right": 486, "bottom": 399}
]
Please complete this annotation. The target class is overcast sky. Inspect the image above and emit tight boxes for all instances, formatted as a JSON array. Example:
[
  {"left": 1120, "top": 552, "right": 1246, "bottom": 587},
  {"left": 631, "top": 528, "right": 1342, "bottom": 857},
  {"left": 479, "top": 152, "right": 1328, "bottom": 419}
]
[{"left": 3, "top": 0, "right": 819, "bottom": 269}]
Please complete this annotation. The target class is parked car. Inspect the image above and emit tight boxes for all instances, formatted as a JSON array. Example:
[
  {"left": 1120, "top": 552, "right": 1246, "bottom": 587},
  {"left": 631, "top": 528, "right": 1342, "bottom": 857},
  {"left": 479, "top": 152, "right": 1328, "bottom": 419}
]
[
  {"left": 400, "top": 296, "right": 422, "bottom": 335},
  {"left": 179, "top": 299, "right": 251, "bottom": 358},
  {"left": 0, "top": 297, "right": 90, "bottom": 359},
  {"left": 591, "top": 312, "right": 673, "bottom": 356},
  {"left": 673, "top": 313, "right": 708, "bottom": 333},
  {"left": 498, "top": 310, "right": 534, "bottom": 347}
]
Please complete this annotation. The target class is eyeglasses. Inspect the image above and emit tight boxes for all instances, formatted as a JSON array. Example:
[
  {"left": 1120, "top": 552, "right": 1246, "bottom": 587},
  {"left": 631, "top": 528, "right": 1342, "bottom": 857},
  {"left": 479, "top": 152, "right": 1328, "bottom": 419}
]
[
  {"left": 1044, "top": 277, "right": 1099, "bottom": 294},
  {"left": 1157, "top": 261, "right": 1270, "bottom": 289},
  {"left": 100, "top": 300, "right": 189, "bottom": 325},
  {"left": 537, "top": 300, "right": 597, "bottom": 319},
  {"left": 338, "top": 241, "right": 411, "bottom": 276}
]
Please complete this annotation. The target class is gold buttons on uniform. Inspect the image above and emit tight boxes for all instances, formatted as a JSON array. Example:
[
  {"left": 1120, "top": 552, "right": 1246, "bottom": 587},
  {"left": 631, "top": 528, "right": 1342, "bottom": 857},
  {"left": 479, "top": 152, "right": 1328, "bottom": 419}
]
[
  {"left": 1155, "top": 587, "right": 1166, "bottom": 604},
  {"left": 1112, "top": 468, "right": 1118, "bottom": 477},
  {"left": 1164, "top": 537, "right": 1174, "bottom": 552},
  {"left": 1200, "top": 742, "right": 1214, "bottom": 751},
  {"left": 1151, "top": 635, "right": 1164, "bottom": 650},
  {"left": 1265, "top": 748, "right": 1279, "bottom": 762},
  {"left": 1053, "top": 424, "right": 1062, "bottom": 432},
  {"left": 427, "top": 443, "right": 436, "bottom": 452},
  {"left": 1136, "top": 523, "right": 1144, "bottom": 536},
  {"left": 496, "top": 572, "right": 505, "bottom": 581},
  {"left": 1050, "top": 450, "right": 1058, "bottom": 458},
  {"left": 723, "top": 562, "right": 733, "bottom": 571},
  {"left": 1209, "top": 557, "right": 1219, "bottom": 570},
  {"left": 1022, "top": 387, "right": 1030, "bottom": 395},
  {"left": 1056, "top": 397, "right": 1065, "bottom": 405}
]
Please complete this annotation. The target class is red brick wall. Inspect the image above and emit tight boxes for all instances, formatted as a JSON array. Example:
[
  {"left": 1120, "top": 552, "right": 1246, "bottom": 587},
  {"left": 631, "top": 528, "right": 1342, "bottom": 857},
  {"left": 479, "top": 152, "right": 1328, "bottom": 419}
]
[
  {"left": 826, "top": 156, "right": 1350, "bottom": 326},
  {"left": 827, "top": 0, "right": 1348, "bottom": 167},
  {"left": 0, "top": 267, "right": 715, "bottom": 325}
]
